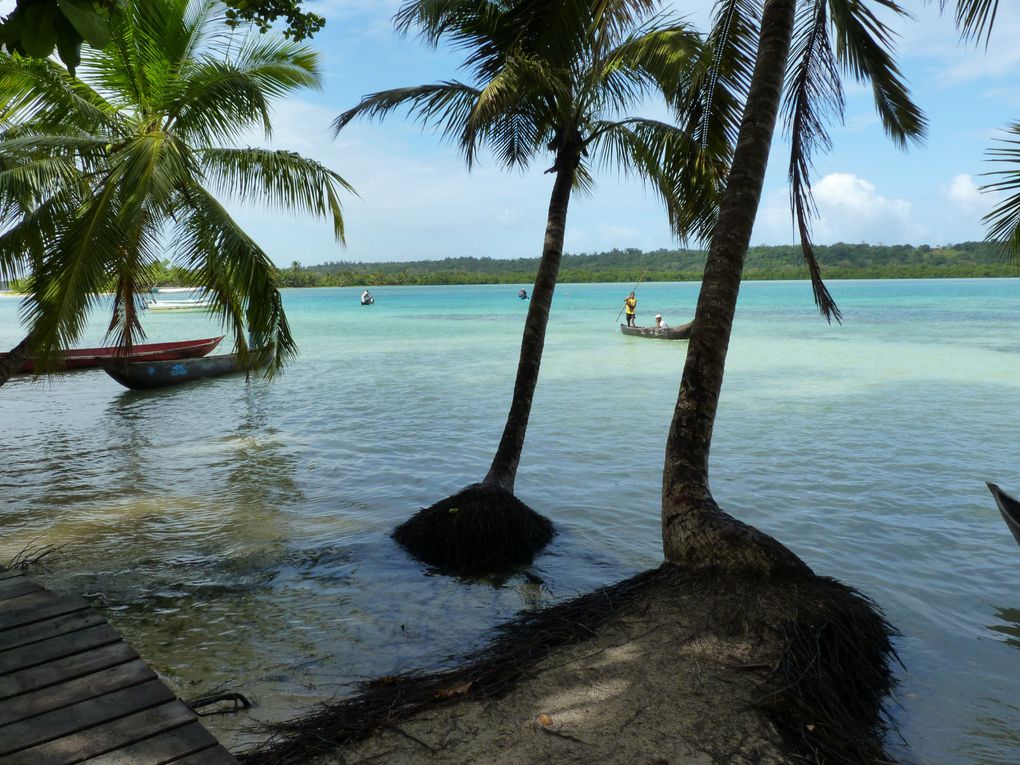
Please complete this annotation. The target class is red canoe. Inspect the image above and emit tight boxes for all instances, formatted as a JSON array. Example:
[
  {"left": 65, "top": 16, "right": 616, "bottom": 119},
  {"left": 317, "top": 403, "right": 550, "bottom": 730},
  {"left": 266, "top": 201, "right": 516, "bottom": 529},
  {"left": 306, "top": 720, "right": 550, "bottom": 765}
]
[{"left": 5, "top": 336, "right": 224, "bottom": 374}]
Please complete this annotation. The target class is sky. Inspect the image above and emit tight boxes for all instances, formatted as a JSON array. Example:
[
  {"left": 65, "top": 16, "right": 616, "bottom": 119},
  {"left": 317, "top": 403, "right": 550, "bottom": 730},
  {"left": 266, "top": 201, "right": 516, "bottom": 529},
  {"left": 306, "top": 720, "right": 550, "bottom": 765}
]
[{"left": 193, "top": 2, "right": 1020, "bottom": 264}]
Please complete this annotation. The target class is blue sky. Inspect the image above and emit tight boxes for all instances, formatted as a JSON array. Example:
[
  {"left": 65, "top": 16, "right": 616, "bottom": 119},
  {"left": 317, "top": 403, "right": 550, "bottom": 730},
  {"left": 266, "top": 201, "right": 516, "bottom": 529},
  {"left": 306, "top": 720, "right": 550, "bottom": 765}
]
[{"left": 229, "top": 1, "right": 1020, "bottom": 266}]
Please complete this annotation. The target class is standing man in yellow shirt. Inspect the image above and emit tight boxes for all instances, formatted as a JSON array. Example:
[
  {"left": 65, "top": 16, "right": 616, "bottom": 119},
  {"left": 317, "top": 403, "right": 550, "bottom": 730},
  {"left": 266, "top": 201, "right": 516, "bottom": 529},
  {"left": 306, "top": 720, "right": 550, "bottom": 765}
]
[{"left": 624, "top": 291, "right": 637, "bottom": 326}]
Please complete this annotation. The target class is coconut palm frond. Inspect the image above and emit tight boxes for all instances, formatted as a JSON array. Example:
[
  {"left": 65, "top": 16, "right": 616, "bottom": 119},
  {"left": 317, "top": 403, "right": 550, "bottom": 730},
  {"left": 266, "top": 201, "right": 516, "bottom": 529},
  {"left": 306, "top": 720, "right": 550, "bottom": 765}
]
[
  {"left": 22, "top": 186, "right": 127, "bottom": 369},
  {"left": 169, "top": 61, "right": 276, "bottom": 143},
  {"left": 596, "top": 23, "right": 702, "bottom": 107},
  {"left": 0, "top": 0, "right": 335, "bottom": 379},
  {"left": 199, "top": 147, "right": 352, "bottom": 242},
  {"left": 828, "top": 0, "right": 926, "bottom": 148},
  {"left": 946, "top": 0, "right": 999, "bottom": 45},
  {"left": 0, "top": 153, "right": 90, "bottom": 205},
  {"left": 691, "top": 0, "right": 760, "bottom": 150},
  {"left": 113, "top": 133, "right": 199, "bottom": 220},
  {"left": 465, "top": 54, "right": 562, "bottom": 166},
  {"left": 173, "top": 184, "right": 297, "bottom": 374},
  {"left": 589, "top": 117, "right": 721, "bottom": 244},
  {"left": 982, "top": 122, "right": 1020, "bottom": 261},
  {"left": 784, "top": 0, "right": 844, "bottom": 322},
  {"left": 105, "top": 217, "right": 163, "bottom": 350},
  {"left": 333, "top": 82, "right": 483, "bottom": 145},
  {"left": 0, "top": 56, "right": 119, "bottom": 136}
]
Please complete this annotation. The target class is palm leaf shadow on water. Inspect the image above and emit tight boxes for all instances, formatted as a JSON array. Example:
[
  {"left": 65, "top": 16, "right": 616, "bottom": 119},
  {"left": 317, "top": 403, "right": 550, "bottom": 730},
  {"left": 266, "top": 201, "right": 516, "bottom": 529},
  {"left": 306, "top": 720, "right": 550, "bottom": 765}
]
[{"left": 238, "top": 565, "right": 900, "bottom": 765}]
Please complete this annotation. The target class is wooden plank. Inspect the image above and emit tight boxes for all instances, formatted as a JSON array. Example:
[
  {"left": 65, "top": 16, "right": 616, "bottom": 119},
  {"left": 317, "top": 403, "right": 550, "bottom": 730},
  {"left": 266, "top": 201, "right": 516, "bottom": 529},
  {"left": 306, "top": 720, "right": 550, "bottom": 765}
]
[
  {"left": 0, "top": 679, "right": 175, "bottom": 755},
  {"left": 80, "top": 722, "right": 219, "bottom": 765},
  {"left": 0, "top": 700, "right": 196, "bottom": 765},
  {"left": 0, "top": 579, "right": 41, "bottom": 602},
  {"left": 0, "top": 660, "right": 155, "bottom": 727},
  {"left": 169, "top": 743, "right": 239, "bottom": 764},
  {"left": 0, "top": 641, "right": 137, "bottom": 701},
  {"left": 0, "top": 610, "right": 106, "bottom": 653},
  {"left": 0, "top": 594, "right": 90, "bottom": 631},
  {"left": 0, "top": 570, "right": 24, "bottom": 582},
  {"left": 0, "top": 623, "right": 121, "bottom": 676}
]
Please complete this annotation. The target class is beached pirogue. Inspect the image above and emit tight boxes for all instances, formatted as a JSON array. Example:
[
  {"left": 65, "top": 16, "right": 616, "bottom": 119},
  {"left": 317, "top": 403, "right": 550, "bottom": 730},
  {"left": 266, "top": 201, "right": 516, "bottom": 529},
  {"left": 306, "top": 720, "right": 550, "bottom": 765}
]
[
  {"left": 3, "top": 336, "right": 223, "bottom": 373},
  {"left": 619, "top": 321, "right": 693, "bottom": 340}
]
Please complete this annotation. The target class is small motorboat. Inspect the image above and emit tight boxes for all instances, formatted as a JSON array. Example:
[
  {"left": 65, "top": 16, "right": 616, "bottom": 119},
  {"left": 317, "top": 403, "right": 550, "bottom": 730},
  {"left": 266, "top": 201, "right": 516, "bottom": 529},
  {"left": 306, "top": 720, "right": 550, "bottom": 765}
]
[
  {"left": 146, "top": 298, "right": 213, "bottom": 312},
  {"left": 154, "top": 286, "right": 206, "bottom": 294},
  {"left": 987, "top": 482, "right": 1020, "bottom": 548},
  {"left": 620, "top": 321, "right": 693, "bottom": 340},
  {"left": 360, "top": 291, "right": 375, "bottom": 305},
  {"left": 518, "top": 288, "right": 528, "bottom": 300},
  {"left": 4, "top": 336, "right": 224, "bottom": 373},
  {"left": 99, "top": 352, "right": 262, "bottom": 390}
]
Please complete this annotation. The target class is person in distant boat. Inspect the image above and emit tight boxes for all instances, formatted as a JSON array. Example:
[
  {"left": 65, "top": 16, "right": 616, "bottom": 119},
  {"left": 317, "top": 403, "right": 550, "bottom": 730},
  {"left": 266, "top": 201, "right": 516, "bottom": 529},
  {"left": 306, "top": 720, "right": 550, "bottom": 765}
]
[
  {"left": 624, "top": 291, "right": 637, "bottom": 326},
  {"left": 655, "top": 314, "right": 668, "bottom": 329},
  {"left": 361, "top": 289, "right": 374, "bottom": 305},
  {"left": 518, "top": 288, "right": 528, "bottom": 300}
]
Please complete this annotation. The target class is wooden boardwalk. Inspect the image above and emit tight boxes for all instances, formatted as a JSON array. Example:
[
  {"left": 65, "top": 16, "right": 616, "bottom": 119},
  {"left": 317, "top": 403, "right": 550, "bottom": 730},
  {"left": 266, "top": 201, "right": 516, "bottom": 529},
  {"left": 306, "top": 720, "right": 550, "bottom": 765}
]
[{"left": 0, "top": 566, "right": 237, "bottom": 764}]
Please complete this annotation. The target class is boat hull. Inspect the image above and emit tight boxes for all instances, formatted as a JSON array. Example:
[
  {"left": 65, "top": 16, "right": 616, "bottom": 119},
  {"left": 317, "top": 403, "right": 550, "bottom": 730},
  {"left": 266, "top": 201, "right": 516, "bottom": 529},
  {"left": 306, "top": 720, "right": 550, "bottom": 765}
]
[
  {"left": 99, "top": 353, "right": 250, "bottom": 390},
  {"left": 5, "top": 336, "right": 223, "bottom": 373},
  {"left": 619, "top": 321, "right": 693, "bottom": 340},
  {"left": 987, "top": 482, "right": 1020, "bottom": 548},
  {"left": 146, "top": 299, "right": 213, "bottom": 312}
]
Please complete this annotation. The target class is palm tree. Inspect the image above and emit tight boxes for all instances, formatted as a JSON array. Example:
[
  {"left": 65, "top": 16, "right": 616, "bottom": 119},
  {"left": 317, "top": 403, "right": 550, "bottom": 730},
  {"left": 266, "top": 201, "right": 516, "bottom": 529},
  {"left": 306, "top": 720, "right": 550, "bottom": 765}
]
[
  {"left": 943, "top": 1, "right": 1020, "bottom": 259},
  {"left": 336, "top": 0, "right": 730, "bottom": 574},
  {"left": 661, "top": 0, "right": 925, "bottom": 575},
  {"left": 0, "top": 0, "right": 350, "bottom": 386}
]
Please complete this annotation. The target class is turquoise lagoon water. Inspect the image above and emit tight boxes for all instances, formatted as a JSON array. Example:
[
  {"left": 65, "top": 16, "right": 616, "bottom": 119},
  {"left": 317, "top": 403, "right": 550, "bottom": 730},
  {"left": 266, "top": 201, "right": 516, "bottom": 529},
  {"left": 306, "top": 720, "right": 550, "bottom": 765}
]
[{"left": 2, "top": 279, "right": 1019, "bottom": 763}]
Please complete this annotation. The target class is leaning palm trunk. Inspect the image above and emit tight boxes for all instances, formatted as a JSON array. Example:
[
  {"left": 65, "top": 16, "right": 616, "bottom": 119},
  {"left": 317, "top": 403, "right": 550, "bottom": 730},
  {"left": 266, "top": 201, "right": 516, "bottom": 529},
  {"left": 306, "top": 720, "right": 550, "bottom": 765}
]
[
  {"left": 661, "top": 0, "right": 810, "bottom": 578},
  {"left": 393, "top": 153, "right": 579, "bottom": 573},
  {"left": 0, "top": 336, "right": 31, "bottom": 387},
  {"left": 485, "top": 160, "right": 576, "bottom": 491}
]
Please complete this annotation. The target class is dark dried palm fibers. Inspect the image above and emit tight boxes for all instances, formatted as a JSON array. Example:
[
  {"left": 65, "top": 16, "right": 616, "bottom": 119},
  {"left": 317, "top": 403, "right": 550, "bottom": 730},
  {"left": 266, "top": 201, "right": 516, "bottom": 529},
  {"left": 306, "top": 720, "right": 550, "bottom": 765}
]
[
  {"left": 392, "top": 483, "right": 555, "bottom": 574},
  {"left": 239, "top": 565, "right": 899, "bottom": 765}
]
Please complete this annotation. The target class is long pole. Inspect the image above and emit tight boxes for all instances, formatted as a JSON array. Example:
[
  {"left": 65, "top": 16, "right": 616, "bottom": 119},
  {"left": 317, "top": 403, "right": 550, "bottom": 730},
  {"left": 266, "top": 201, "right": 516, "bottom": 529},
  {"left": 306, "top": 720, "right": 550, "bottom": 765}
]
[{"left": 614, "top": 278, "right": 643, "bottom": 323}]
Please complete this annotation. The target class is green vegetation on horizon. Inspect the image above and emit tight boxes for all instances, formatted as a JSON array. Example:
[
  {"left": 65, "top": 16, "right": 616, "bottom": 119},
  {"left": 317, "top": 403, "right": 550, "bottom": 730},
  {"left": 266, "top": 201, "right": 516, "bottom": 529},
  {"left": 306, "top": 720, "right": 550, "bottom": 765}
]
[{"left": 262, "top": 241, "right": 1019, "bottom": 288}]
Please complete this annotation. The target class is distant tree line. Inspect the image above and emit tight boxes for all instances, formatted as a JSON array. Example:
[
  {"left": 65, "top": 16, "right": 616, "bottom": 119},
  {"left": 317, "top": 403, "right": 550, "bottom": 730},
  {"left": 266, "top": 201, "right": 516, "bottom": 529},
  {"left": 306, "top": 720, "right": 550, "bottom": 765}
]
[
  {"left": 269, "top": 242, "right": 1019, "bottom": 287},
  {"left": 6, "top": 242, "right": 1012, "bottom": 292}
]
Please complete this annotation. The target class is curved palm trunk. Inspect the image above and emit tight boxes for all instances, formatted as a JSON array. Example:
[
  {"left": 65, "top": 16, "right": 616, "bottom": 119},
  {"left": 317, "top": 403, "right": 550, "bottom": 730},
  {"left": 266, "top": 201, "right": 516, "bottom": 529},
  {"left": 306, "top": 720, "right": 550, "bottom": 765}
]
[
  {"left": 0, "top": 337, "right": 31, "bottom": 388},
  {"left": 484, "top": 153, "right": 578, "bottom": 493},
  {"left": 661, "top": 0, "right": 810, "bottom": 577}
]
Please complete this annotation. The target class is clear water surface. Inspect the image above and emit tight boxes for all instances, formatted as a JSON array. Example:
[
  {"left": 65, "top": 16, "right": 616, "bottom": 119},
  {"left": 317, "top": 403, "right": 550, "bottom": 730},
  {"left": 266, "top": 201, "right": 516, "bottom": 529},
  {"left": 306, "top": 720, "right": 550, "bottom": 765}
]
[{"left": 2, "top": 279, "right": 1019, "bottom": 764}]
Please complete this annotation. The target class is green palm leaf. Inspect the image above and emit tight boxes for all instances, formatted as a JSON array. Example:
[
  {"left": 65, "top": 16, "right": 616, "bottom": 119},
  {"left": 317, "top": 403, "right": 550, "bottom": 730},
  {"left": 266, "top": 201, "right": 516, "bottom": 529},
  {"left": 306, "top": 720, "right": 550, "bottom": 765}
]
[
  {"left": 0, "top": 0, "right": 347, "bottom": 378},
  {"left": 198, "top": 147, "right": 351, "bottom": 242}
]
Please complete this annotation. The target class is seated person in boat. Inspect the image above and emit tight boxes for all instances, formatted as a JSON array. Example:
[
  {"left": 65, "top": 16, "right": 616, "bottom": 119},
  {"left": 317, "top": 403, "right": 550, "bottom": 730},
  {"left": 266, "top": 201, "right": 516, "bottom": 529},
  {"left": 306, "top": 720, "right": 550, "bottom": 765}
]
[{"left": 655, "top": 314, "right": 668, "bottom": 329}]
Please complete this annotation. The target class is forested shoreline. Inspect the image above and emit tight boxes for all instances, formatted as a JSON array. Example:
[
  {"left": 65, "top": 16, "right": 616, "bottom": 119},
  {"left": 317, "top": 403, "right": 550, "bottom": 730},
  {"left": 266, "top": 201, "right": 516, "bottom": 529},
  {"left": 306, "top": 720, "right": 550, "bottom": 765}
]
[
  {"left": 3, "top": 241, "right": 1013, "bottom": 293},
  {"left": 272, "top": 241, "right": 1015, "bottom": 287}
]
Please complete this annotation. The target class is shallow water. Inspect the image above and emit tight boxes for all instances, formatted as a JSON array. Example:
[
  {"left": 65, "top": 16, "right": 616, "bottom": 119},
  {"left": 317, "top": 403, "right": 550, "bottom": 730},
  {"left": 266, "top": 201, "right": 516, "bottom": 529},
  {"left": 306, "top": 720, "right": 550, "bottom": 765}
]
[{"left": 2, "top": 279, "right": 1019, "bottom": 763}]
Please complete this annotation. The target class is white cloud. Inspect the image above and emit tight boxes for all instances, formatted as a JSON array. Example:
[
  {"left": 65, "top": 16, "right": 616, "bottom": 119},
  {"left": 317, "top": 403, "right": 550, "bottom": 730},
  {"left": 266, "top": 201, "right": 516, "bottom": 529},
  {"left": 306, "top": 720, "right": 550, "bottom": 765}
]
[
  {"left": 945, "top": 173, "right": 982, "bottom": 211},
  {"left": 753, "top": 173, "right": 924, "bottom": 245},
  {"left": 813, "top": 173, "right": 910, "bottom": 219}
]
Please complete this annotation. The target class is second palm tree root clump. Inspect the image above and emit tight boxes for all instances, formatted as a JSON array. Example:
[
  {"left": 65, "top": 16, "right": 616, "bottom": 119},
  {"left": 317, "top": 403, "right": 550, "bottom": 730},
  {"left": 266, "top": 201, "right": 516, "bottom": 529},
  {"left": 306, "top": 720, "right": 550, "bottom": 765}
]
[
  {"left": 241, "top": 565, "right": 898, "bottom": 765},
  {"left": 392, "top": 483, "right": 554, "bottom": 575}
]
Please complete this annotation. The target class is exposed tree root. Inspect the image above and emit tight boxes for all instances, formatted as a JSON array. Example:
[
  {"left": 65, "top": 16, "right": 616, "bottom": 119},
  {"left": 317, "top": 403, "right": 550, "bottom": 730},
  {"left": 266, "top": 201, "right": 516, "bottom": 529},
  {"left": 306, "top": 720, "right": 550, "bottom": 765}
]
[
  {"left": 238, "top": 564, "right": 899, "bottom": 765},
  {"left": 392, "top": 483, "right": 554, "bottom": 575}
]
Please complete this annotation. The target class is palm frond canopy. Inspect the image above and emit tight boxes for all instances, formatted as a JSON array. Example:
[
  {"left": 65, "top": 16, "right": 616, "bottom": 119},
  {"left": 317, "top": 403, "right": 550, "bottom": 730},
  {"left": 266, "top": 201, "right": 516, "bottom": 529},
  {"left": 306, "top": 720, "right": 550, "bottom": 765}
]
[
  {"left": 773, "top": 0, "right": 926, "bottom": 321},
  {"left": 338, "top": 0, "right": 732, "bottom": 242},
  {"left": 0, "top": 0, "right": 350, "bottom": 373}
]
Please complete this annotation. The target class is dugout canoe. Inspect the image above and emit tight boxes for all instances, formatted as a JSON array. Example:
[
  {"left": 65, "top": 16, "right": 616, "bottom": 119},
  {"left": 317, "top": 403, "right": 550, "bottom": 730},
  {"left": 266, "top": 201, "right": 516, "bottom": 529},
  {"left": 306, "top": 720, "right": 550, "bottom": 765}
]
[
  {"left": 4, "top": 336, "right": 224, "bottom": 374},
  {"left": 99, "top": 352, "right": 263, "bottom": 390},
  {"left": 619, "top": 321, "right": 694, "bottom": 340},
  {"left": 987, "top": 482, "right": 1020, "bottom": 548}
]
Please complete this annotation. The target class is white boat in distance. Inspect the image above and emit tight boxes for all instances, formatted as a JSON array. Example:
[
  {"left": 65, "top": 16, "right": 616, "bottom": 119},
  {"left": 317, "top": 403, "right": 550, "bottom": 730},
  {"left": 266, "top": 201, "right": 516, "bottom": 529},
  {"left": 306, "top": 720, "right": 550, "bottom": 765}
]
[
  {"left": 154, "top": 286, "right": 205, "bottom": 294},
  {"left": 147, "top": 298, "right": 213, "bottom": 312}
]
